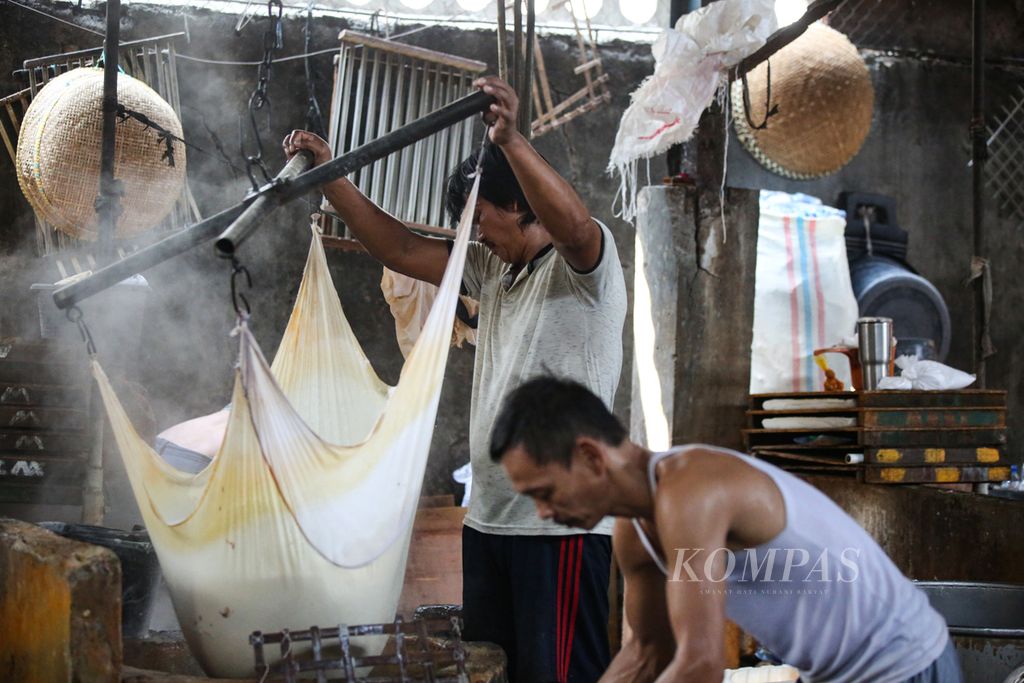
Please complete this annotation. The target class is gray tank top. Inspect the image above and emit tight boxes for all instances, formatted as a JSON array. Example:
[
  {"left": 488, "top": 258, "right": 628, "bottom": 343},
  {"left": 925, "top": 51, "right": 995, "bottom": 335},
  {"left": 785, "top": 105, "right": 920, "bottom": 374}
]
[{"left": 632, "top": 445, "right": 948, "bottom": 683}]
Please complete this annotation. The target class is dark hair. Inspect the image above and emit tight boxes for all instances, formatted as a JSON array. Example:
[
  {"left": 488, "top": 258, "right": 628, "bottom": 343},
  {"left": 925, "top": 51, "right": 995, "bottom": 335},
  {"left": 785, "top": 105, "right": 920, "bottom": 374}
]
[
  {"left": 445, "top": 143, "right": 537, "bottom": 228},
  {"left": 489, "top": 377, "right": 627, "bottom": 466}
]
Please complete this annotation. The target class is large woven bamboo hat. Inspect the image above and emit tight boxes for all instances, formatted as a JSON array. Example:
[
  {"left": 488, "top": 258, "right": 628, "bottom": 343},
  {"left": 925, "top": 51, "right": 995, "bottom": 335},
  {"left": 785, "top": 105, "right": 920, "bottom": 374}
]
[
  {"left": 16, "top": 67, "right": 186, "bottom": 240},
  {"left": 731, "top": 23, "right": 874, "bottom": 180}
]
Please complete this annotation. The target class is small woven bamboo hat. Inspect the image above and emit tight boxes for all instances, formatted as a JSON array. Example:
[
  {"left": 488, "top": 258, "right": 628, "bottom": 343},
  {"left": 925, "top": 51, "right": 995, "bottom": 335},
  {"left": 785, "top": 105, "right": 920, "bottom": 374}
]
[
  {"left": 16, "top": 67, "right": 186, "bottom": 240},
  {"left": 731, "top": 23, "right": 874, "bottom": 180}
]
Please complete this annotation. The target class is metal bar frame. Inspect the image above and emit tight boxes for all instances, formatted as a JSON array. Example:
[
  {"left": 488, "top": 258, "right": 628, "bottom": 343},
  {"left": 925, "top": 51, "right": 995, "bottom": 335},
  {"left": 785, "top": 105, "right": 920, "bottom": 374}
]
[{"left": 52, "top": 90, "right": 495, "bottom": 309}]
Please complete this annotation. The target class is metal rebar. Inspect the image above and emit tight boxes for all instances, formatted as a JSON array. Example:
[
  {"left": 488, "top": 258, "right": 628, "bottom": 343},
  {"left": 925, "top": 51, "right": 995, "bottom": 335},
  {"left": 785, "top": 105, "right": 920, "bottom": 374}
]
[
  {"left": 96, "top": 0, "right": 122, "bottom": 266},
  {"left": 971, "top": 0, "right": 988, "bottom": 387},
  {"left": 409, "top": 64, "right": 434, "bottom": 224},
  {"left": 395, "top": 61, "right": 422, "bottom": 220},
  {"left": 370, "top": 51, "right": 394, "bottom": 206},
  {"left": 522, "top": 0, "right": 535, "bottom": 137},
  {"left": 381, "top": 55, "right": 407, "bottom": 214},
  {"left": 497, "top": 0, "right": 509, "bottom": 82},
  {"left": 359, "top": 48, "right": 383, "bottom": 196},
  {"left": 419, "top": 64, "right": 445, "bottom": 225},
  {"left": 430, "top": 68, "right": 457, "bottom": 225},
  {"left": 513, "top": 0, "right": 523, "bottom": 94},
  {"left": 349, "top": 47, "right": 369, "bottom": 202}
]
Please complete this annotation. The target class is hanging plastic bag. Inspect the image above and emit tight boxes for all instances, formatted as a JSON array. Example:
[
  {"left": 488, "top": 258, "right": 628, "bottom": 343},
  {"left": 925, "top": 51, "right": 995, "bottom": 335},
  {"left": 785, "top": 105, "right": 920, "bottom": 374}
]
[
  {"left": 879, "top": 355, "right": 976, "bottom": 391},
  {"left": 608, "top": 0, "right": 777, "bottom": 220},
  {"left": 750, "top": 192, "right": 858, "bottom": 393}
]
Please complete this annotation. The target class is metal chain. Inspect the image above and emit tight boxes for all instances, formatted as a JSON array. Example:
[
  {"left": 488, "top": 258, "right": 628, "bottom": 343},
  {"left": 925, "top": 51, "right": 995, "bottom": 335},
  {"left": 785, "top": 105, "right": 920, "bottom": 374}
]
[
  {"left": 303, "top": 3, "right": 326, "bottom": 138},
  {"left": 230, "top": 257, "right": 254, "bottom": 319},
  {"left": 66, "top": 306, "right": 98, "bottom": 356},
  {"left": 241, "top": 0, "right": 284, "bottom": 191}
]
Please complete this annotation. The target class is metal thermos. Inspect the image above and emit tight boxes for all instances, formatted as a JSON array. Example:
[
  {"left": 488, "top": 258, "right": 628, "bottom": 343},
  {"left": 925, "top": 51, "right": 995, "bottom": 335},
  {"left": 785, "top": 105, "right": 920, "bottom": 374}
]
[{"left": 858, "top": 317, "right": 893, "bottom": 390}]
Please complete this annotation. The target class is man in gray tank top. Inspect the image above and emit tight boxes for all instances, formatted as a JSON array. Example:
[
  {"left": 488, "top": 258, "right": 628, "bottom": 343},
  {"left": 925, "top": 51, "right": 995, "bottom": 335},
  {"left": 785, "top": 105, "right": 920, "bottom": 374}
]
[{"left": 490, "top": 377, "right": 963, "bottom": 683}]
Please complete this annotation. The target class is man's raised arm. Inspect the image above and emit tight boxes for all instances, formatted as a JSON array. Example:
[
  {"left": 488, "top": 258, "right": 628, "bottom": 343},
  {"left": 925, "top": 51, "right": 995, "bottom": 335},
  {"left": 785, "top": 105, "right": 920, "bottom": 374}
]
[
  {"left": 477, "top": 77, "right": 603, "bottom": 272},
  {"left": 284, "top": 130, "right": 450, "bottom": 286}
]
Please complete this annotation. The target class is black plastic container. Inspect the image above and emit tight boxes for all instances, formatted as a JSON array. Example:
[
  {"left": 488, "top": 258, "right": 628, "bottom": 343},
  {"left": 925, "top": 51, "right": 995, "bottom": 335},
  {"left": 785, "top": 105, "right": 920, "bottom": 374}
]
[{"left": 38, "top": 522, "right": 161, "bottom": 638}]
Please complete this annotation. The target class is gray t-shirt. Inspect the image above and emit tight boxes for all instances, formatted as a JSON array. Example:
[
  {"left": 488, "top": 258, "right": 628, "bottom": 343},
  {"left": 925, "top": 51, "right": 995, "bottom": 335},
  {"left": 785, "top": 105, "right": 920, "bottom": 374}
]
[{"left": 460, "top": 220, "right": 626, "bottom": 536}]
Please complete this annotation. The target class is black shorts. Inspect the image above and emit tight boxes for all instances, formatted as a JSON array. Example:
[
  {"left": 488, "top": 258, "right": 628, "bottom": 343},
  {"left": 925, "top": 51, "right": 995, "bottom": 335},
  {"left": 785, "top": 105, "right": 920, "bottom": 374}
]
[{"left": 462, "top": 526, "right": 612, "bottom": 683}]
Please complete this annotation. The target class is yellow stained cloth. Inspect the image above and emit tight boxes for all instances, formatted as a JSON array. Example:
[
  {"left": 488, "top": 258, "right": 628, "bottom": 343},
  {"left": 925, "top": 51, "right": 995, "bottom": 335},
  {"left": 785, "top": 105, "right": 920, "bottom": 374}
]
[{"left": 94, "top": 177, "right": 478, "bottom": 677}]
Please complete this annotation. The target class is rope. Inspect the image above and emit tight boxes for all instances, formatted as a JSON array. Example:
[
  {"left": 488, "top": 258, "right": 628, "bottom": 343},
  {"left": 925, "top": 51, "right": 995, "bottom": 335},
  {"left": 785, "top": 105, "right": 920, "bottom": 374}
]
[
  {"left": 6, "top": 0, "right": 105, "bottom": 37},
  {"left": 117, "top": 104, "right": 245, "bottom": 173},
  {"left": 740, "top": 58, "right": 780, "bottom": 131},
  {"left": 174, "top": 18, "right": 458, "bottom": 67}
]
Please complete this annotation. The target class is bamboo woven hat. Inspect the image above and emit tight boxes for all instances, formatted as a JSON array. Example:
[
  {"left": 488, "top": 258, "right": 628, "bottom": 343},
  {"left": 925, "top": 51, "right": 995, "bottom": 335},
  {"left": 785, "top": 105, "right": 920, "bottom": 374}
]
[
  {"left": 731, "top": 23, "right": 874, "bottom": 180},
  {"left": 16, "top": 67, "right": 186, "bottom": 240}
]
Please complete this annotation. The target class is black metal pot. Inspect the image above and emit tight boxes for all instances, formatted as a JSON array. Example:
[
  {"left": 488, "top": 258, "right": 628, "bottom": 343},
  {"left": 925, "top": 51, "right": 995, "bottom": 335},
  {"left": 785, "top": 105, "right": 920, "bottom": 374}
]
[
  {"left": 38, "top": 522, "right": 161, "bottom": 639},
  {"left": 849, "top": 255, "right": 951, "bottom": 362}
]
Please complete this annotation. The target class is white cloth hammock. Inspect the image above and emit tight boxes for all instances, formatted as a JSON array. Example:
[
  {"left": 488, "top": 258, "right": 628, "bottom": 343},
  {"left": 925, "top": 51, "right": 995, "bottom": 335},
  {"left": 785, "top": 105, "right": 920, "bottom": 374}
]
[{"left": 94, "top": 176, "right": 479, "bottom": 677}]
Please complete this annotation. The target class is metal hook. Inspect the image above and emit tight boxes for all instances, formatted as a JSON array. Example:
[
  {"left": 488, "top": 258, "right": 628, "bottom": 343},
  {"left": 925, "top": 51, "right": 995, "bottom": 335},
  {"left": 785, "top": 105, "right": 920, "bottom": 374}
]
[
  {"left": 66, "top": 306, "right": 97, "bottom": 356},
  {"left": 740, "top": 58, "right": 779, "bottom": 131},
  {"left": 234, "top": 0, "right": 256, "bottom": 34},
  {"left": 230, "top": 258, "right": 253, "bottom": 318}
]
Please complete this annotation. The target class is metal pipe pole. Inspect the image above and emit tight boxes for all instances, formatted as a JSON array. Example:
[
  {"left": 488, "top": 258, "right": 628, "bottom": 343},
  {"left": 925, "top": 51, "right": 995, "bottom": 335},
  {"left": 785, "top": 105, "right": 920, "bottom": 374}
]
[
  {"left": 522, "top": 0, "right": 536, "bottom": 137},
  {"left": 971, "top": 0, "right": 987, "bottom": 388},
  {"left": 54, "top": 90, "right": 495, "bottom": 308},
  {"left": 54, "top": 203, "right": 250, "bottom": 310},
  {"left": 96, "top": 0, "right": 122, "bottom": 266},
  {"left": 215, "top": 151, "right": 313, "bottom": 255}
]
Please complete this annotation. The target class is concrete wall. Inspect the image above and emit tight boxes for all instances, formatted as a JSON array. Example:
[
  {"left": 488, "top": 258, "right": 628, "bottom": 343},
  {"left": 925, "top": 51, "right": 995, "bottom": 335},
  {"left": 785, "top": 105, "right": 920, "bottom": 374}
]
[{"left": 0, "top": 2, "right": 650, "bottom": 523}]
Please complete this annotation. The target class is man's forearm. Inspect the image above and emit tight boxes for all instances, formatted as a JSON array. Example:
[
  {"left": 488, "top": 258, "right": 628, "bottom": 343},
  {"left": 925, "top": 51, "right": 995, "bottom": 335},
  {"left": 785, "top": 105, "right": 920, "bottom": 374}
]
[
  {"left": 652, "top": 653, "right": 722, "bottom": 683},
  {"left": 499, "top": 133, "right": 592, "bottom": 245},
  {"left": 599, "top": 641, "right": 670, "bottom": 683},
  {"left": 320, "top": 177, "right": 416, "bottom": 268}
]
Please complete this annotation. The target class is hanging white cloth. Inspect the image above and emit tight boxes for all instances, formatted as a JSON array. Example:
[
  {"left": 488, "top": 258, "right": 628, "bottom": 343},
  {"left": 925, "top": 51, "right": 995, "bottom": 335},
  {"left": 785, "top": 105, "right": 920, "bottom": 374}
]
[{"left": 94, "top": 176, "right": 479, "bottom": 677}]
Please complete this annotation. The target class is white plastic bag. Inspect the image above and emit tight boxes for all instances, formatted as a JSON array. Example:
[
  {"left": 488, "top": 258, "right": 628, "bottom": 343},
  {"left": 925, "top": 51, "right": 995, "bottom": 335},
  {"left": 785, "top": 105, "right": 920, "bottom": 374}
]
[
  {"left": 884, "top": 355, "right": 976, "bottom": 391},
  {"left": 452, "top": 462, "right": 472, "bottom": 507},
  {"left": 749, "top": 192, "right": 859, "bottom": 393},
  {"left": 877, "top": 375, "right": 913, "bottom": 390},
  {"left": 608, "top": 0, "right": 777, "bottom": 220}
]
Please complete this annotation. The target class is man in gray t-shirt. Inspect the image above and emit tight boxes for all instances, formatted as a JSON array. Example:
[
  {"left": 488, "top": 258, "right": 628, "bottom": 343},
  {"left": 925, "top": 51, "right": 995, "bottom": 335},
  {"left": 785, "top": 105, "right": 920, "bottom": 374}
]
[{"left": 286, "top": 75, "right": 625, "bottom": 683}]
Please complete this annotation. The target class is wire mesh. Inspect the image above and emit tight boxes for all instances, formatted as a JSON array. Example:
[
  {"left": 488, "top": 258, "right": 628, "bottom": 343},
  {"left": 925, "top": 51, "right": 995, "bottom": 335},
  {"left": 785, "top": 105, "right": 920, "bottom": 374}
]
[
  {"left": 827, "top": 0, "right": 917, "bottom": 51},
  {"left": 986, "top": 83, "right": 1024, "bottom": 229}
]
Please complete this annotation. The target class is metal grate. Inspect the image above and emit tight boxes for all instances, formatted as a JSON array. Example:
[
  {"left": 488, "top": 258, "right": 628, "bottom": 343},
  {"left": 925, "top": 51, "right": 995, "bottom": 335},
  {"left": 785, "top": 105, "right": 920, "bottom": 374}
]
[
  {"left": 250, "top": 616, "right": 468, "bottom": 683},
  {"left": 323, "top": 32, "right": 487, "bottom": 238},
  {"left": 986, "top": 83, "right": 1024, "bottom": 229},
  {"left": 827, "top": 0, "right": 917, "bottom": 51}
]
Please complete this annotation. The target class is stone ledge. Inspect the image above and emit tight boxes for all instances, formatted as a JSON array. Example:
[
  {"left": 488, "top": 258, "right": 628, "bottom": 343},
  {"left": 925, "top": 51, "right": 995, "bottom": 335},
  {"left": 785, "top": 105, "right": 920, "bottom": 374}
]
[{"left": 0, "top": 517, "right": 122, "bottom": 683}]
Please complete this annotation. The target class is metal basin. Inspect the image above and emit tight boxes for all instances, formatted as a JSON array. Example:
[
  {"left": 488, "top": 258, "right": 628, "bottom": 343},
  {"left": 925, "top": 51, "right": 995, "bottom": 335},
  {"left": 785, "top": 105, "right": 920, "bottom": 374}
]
[{"left": 917, "top": 581, "right": 1024, "bottom": 683}]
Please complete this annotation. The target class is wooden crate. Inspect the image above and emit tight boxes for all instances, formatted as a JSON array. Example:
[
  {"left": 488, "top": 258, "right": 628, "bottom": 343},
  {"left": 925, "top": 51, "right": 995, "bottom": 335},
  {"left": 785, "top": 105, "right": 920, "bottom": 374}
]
[{"left": 744, "top": 390, "right": 1009, "bottom": 484}]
